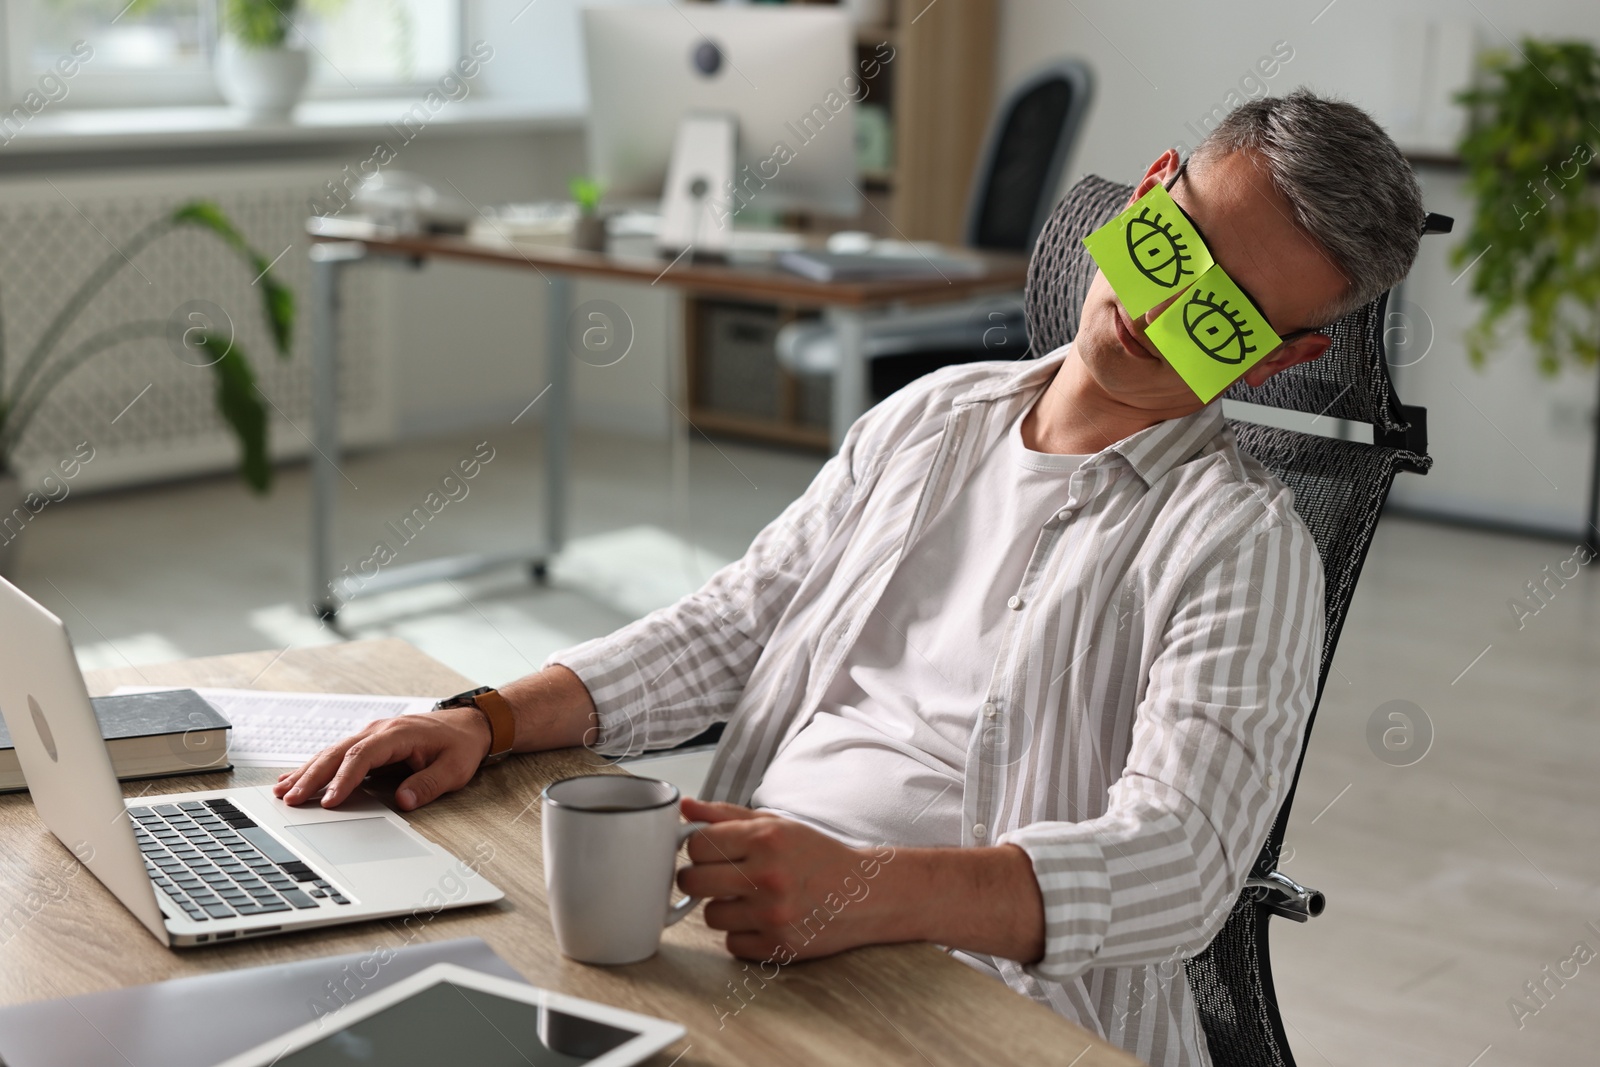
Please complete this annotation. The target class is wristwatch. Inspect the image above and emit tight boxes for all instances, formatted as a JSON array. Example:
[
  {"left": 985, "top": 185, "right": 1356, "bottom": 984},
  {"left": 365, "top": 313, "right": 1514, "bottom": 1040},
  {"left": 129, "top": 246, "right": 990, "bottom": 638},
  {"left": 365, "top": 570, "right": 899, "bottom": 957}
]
[{"left": 434, "top": 686, "right": 516, "bottom": 765}]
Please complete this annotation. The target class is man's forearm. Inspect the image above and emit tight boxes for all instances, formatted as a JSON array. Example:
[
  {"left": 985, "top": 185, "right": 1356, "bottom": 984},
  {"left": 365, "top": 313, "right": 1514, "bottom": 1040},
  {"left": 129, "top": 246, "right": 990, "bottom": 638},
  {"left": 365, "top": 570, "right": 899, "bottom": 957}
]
[
  {"left": 499, "top": 665, "right": 599, "bottom": 752},
  {"left": 870, "top": 844, "right": 1046, "bottom": 964}
]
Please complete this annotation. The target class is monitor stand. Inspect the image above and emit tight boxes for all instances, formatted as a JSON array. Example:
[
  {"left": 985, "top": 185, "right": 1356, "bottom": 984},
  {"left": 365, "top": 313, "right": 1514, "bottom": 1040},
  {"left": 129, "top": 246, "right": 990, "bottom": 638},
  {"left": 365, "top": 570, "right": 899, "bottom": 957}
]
[{"left": 658, "top": 112, "right": 737, "bottom": 260}]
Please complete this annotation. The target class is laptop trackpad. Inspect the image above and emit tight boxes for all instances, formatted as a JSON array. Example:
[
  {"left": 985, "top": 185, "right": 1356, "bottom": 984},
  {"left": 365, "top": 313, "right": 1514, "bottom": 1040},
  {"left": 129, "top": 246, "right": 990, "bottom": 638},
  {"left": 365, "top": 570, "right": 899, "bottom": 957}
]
[{"left": 285, "top": 818, "right": 431, "bottom": 865}]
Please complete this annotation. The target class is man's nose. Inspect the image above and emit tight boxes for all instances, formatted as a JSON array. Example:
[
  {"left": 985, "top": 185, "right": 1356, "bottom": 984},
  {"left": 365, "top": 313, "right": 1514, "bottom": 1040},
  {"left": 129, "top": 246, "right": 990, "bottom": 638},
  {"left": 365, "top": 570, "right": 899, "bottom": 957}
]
[{"left": 1141, "top": 291, "right": 1184, "bottom": 328}]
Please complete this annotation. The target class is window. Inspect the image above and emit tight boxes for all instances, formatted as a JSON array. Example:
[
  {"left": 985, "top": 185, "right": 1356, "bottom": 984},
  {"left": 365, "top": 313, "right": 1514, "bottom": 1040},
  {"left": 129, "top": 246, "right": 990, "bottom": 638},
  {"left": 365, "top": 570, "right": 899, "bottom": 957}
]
[
  {"left": 310, "top": 0, "right": 461, "bottom": 89},
  {"left": 16, "top": 0, "right": 463, "bottom": 107}
]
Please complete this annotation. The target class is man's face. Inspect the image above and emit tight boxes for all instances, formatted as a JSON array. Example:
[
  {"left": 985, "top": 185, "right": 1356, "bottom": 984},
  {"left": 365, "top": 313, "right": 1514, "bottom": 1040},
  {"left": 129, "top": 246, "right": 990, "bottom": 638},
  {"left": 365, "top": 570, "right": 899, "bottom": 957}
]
[{"left": 1074, "top": 148, "right": 1347, "bottom": 411}]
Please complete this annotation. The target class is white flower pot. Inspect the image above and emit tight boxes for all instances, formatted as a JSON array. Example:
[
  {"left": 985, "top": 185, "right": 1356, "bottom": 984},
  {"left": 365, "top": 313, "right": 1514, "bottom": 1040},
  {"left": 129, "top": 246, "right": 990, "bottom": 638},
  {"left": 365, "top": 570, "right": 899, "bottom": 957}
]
[
  {"left": 216, "top": 39, "right": 310, "bottom": 121},
  {"left": 0, "top": 472, "right": 21, "bottom": 578}
]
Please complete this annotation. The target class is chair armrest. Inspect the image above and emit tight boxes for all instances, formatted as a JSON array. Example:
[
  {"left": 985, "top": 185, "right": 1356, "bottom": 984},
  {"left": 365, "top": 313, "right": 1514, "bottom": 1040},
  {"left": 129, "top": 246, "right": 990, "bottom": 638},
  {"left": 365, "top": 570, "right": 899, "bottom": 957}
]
[{"left": 1244, "top": 870, "right": 1325, "bottom": 923}]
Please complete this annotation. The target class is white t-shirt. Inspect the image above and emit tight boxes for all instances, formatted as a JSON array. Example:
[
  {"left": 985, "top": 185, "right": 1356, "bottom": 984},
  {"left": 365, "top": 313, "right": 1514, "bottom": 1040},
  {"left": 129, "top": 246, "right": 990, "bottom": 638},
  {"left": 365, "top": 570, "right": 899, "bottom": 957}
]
[{"left": 752, "top": 405, "right": 1088, "bottom": 847}]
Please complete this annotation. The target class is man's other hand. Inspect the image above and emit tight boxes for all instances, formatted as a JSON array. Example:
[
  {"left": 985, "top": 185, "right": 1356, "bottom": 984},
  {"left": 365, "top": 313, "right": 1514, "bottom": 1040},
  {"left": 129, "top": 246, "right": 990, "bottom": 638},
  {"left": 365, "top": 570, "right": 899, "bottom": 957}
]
[
  {"left": 677, "top": 797, "right": 905, "bottom": 963},
  {"left": 272, "top": 705, "right": 491, "bottom": 811}
]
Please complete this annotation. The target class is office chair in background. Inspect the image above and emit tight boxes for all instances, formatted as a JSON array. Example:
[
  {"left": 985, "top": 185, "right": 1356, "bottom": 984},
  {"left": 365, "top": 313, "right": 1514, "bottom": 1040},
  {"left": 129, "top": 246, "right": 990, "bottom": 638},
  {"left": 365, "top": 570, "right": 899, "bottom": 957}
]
[
  {"left": 775, "top": 59, "right": 1093, "bottom": 402},
  {"left": 1026, "top": 174, "right": 1447, "bottom": 1067}
]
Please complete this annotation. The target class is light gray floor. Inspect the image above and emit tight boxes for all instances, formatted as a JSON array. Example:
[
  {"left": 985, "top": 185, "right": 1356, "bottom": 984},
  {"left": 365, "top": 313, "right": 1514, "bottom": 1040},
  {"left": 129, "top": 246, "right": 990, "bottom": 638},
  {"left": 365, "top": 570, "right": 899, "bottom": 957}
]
[{"left": 7, "top": 427, "right": 1598, "bottom": 1064}]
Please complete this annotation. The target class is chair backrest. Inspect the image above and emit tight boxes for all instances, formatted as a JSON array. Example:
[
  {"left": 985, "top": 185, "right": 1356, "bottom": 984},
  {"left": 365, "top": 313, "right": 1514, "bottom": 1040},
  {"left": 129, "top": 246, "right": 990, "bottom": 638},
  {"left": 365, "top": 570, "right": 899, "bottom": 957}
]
[
  {"left": 1024, "top": 175, "right": 1436, "bottom": 1067},
  {"left": 964, "top": 60, "right": 1094, "bottom": 255}
]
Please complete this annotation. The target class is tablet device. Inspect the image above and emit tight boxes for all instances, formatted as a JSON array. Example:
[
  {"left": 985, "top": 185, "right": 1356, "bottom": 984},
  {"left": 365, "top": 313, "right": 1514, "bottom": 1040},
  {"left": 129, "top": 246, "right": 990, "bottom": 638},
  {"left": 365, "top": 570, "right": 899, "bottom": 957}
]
[{"left": 211, "top": 963, "right": 686, "bottom": 1067}]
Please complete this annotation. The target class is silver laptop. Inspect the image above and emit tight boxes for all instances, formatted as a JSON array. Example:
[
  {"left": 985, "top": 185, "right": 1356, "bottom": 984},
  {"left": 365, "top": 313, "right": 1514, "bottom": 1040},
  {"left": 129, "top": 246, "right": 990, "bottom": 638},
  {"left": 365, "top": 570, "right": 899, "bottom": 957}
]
[{"left": 0, "top": 576, "right": 504, "bottom": 947}]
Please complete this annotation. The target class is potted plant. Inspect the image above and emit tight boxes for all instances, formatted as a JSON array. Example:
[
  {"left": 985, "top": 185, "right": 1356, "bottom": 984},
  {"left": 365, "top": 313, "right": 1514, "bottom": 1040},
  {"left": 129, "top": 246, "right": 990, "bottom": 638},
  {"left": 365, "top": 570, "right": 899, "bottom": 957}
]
[
  {"left": 570, "top": 176, "right": 607, "bottom": 252},
  {"left": 0, "top": 201, "right": 295, "bottom": 576},
  {"left": 1454, "top": 39, "right": 1600, "bottom": 544},
  {"left": 1453, "top": 39, "right": 1600, "bottom": 373},
  {"left": 214, "top": 0, "right": 313, "bottom": 119}
]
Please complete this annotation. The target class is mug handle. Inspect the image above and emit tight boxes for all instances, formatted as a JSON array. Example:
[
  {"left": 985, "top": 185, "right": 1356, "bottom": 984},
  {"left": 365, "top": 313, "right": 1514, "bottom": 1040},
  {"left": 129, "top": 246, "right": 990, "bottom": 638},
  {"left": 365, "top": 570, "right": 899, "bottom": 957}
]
[{"left": 666, "top": 821, "right": 710, "bottom": 927}]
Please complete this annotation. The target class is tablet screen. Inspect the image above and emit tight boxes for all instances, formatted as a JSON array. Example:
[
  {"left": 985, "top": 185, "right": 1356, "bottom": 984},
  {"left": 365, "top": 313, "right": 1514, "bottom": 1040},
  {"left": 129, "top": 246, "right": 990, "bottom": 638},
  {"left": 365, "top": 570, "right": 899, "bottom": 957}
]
[{"left": 272, "top": 980, "right": 640, "bottom": 1066}]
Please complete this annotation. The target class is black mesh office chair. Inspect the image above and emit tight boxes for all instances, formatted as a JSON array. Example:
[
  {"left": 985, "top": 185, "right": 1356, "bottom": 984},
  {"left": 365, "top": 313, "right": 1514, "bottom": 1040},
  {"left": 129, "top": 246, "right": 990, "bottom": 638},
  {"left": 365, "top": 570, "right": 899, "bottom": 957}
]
[
  {"left": 1025, "top": 175, "right": 1446, "bottom": 1067},
  {"left": 777, "top": 59, "right": 1093, "bottom": 400}
]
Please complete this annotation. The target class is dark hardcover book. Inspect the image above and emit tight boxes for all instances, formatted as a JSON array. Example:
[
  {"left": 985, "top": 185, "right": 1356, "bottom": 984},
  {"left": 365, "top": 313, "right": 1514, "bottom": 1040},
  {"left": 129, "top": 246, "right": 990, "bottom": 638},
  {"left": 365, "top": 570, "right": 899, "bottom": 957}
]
[{"left": 0, "top": 688, "right": 231, "bottom": 793}]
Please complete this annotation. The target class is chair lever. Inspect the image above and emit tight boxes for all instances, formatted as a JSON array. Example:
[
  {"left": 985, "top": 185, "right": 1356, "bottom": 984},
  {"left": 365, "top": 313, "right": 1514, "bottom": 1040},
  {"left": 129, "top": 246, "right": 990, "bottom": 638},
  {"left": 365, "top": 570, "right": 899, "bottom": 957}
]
[{"left": 1245, "top": 870, "right": 1325, "bottom": 923}]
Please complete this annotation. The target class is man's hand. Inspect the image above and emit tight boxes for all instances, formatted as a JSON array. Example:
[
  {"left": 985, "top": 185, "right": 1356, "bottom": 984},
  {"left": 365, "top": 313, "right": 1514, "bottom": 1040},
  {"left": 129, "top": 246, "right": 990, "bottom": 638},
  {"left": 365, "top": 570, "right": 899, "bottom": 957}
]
[
  {"left": 273, "top": 664, "right": 599, "bottom": 811},
  {"left": 273, "top": 706, "right": 491, "bottom": 811},
  {"left": 678, "top": 797, "right": 1048, "bottom": 966},
  {"left": 677, "top": 798, "right": 907, "bottom": 962}
]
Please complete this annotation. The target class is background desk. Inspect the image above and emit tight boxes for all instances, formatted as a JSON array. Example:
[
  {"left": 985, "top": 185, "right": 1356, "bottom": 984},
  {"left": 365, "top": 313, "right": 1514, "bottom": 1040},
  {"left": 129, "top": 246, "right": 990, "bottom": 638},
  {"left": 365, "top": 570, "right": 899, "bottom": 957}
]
[
  {"left": 304, "top": 222, "right": 1029, "bottom": 618},
  {"left": 0, "top": 639, "right": 1140, "bottom": 1067}
]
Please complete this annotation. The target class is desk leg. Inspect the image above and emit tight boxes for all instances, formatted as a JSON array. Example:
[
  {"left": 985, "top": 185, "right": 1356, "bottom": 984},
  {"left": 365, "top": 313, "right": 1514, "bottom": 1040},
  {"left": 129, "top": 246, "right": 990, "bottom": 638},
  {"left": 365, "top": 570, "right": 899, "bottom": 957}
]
[
  {"left": 827, "top": 306, "right": 868, "bottom": 453},
  {"left": 541, "top": 273, "right": 572, "bottom": 573},
  {"left": 308, "top": 241, "right": 365, "bottom": 620}
]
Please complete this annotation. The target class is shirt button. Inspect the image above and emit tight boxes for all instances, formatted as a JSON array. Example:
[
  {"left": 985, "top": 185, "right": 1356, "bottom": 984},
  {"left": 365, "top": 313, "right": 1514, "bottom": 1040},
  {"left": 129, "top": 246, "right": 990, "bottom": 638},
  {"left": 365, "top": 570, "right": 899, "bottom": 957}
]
[
  {"left": 1007, "top": 595, "right": 1022, "bottom": 610},
  {"left": 1056, "top": 508, "right": 1072, "bottom": 522},
  {"left": 983, "top": 703, "right": 997, "bottom": 719},
  {"left": 1268, "top": 773, "right": 1279, "bottom": 789},
  {"left": 972, "top": 824, "right": 988, "bottom": 840}
]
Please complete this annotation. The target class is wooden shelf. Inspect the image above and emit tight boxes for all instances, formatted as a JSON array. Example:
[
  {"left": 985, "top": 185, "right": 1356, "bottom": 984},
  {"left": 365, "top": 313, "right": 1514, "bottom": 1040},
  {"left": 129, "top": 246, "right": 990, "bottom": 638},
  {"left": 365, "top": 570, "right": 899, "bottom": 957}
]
[{"left": 890, "top": 0, "right": 998, "bottom": 244}]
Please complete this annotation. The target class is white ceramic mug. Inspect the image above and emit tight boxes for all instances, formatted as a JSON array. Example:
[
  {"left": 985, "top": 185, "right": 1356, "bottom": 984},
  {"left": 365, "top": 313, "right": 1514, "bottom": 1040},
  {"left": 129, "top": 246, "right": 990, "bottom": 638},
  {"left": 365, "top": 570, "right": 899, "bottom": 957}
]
[{"left": 542, "top": 774, "right": 708, "bottom": 965}]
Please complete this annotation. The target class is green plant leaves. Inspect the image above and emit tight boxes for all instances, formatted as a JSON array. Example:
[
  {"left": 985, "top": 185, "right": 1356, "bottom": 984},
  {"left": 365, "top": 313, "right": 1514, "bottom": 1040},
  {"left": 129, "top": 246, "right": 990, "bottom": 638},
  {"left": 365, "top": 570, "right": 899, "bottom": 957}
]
[
  {"left": 569, "top": 176, "right": 605, "bottom": 214},
  {"left": 172, "top": 201, "right": 296, "bottom": 356},
  {"left": 1455, "top": 38, "right": 1600, "bottom": 374},
  {"left": 195, "top": 331, "right": 273, "bottom": 493},
  {"left": 0, "top": 199, "right": 294, "bottom": 492},
  {"left": 223, "top": 0, "right": 297, "bottom": 48},
  {"left": 167, "top": 199, "right": 296, "bottom": 491}
]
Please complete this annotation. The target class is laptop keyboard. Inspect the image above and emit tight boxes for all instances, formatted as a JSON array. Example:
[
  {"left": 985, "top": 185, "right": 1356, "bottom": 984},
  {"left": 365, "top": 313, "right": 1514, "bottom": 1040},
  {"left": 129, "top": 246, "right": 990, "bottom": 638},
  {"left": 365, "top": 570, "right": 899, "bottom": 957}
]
[{"left": 128, "top": 798, "right": 352, "bottom": 924}]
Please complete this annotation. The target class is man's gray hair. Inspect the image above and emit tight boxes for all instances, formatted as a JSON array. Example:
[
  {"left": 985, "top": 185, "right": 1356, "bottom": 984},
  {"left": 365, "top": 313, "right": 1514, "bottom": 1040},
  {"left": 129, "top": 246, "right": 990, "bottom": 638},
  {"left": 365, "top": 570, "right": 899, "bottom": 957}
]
[{"left": 1192, "top": 88, "right": 1423, "bottom": 322}]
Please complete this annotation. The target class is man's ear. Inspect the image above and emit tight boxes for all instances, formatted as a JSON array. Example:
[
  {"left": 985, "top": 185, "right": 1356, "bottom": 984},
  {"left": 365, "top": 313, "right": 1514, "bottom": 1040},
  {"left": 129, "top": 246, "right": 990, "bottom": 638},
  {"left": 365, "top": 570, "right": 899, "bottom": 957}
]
[
  {"left": 1129, "top": 149, "right": 1182, "bottom": 206},
  {"left": 1239, "top": 333, "right": 1331, "bottom": 388}
]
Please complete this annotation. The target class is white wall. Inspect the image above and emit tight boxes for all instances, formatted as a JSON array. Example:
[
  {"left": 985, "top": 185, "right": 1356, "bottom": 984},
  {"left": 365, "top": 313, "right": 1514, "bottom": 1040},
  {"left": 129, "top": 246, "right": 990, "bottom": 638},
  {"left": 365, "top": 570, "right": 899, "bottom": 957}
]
[
  {"left": 366, "top": 129, "right": 677, "bottom": 443},
  {"left": 996, "top": 0, "right": 1600, "bottom": 535},
  {"left": 472, "top": 0, "right": 674, "bottom": 110},
  {"left": 997, "top": 0, "right": 1599, "bottom": 186},
  {"left": 370, "top": 0, "right": 681, "bottom": 445}
]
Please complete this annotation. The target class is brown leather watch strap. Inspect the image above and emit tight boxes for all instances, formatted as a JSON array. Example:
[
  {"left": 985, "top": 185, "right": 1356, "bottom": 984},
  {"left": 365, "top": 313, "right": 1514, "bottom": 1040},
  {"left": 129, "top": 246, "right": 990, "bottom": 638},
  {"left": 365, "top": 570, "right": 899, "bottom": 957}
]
[
  {"left": 436, "top": 686, "right": 516, "bottom": 763},
  {"left": 470, "top": 688, "right": 516, "bottom": 760}
]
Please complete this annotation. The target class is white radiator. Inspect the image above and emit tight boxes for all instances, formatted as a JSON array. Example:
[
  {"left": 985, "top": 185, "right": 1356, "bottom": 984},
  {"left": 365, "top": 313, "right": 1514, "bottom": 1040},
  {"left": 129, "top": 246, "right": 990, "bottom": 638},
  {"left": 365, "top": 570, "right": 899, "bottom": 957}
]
[{"left": 0, "top": 164, "right": 395, "bottom": 491}]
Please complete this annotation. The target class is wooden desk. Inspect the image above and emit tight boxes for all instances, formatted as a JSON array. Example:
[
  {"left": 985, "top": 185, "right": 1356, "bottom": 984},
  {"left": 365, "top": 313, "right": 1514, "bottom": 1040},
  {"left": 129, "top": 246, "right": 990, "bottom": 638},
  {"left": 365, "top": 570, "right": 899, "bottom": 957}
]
[
  {"left": 302, "top": 220, "right": 1029, "bottom": 619},
  {"left": 0, "top": 639, "right": 1139, "bottom": 1066}
]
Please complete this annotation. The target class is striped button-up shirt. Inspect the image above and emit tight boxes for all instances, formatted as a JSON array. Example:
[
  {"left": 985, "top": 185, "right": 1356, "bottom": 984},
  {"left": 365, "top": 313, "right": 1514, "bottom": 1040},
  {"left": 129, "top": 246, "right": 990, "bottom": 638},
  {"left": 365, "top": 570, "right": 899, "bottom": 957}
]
[{"left": 546, "top": 345, "right": 1324, "bottom": 1067}]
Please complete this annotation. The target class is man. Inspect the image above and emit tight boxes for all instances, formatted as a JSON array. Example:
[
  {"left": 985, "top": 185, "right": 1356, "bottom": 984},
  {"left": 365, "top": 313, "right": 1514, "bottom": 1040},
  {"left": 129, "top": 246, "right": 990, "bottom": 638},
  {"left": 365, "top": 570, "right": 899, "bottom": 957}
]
[{"left": 277, "top": 90, "right": 1423, "bottom": 1066}]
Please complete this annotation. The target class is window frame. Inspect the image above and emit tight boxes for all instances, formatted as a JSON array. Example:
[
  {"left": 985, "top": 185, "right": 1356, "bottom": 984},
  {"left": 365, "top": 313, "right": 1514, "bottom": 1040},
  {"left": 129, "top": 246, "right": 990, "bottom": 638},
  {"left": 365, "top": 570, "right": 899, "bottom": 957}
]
[{"left": 2, "top": 0, "right": 471, "bottom": 110}]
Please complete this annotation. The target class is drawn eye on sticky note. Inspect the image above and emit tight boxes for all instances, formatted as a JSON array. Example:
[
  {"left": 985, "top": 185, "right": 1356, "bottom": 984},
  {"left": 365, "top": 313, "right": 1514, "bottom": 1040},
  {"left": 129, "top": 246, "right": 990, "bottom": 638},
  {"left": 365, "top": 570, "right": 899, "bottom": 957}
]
[
  {"left": 1144, "top": 262, "right": 1283, "bottom": 403},
  {"left": 1082, "top": 184, "right": 1214, "bottom": 318}
]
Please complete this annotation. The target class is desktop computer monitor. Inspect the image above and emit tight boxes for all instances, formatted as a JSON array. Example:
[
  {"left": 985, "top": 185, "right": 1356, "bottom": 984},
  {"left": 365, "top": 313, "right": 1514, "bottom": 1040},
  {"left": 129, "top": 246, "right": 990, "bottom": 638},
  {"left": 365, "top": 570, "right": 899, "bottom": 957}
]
[{"left": 583, "top": 5, "right": 858, "bottom": 222}]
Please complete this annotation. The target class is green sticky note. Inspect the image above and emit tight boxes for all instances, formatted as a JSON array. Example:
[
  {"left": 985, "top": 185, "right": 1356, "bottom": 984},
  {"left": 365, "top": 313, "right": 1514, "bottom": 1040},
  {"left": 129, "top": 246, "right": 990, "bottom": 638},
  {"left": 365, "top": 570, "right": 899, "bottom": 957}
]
[
  {"left": 1082, "top": 183, "right": 1214, "bottom": 318},
  {"left": 1145, "top": 262, "right": 1284, "bottom": 403}
]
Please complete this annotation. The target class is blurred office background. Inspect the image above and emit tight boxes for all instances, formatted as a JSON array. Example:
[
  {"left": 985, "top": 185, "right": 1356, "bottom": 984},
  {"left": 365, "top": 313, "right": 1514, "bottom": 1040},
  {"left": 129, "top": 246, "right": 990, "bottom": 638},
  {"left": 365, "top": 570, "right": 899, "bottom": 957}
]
[{"left": 1, "top": 0, "right": 1598, "bottom": 1063}]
